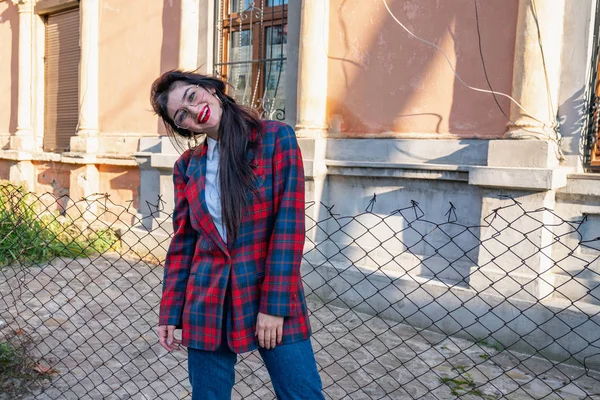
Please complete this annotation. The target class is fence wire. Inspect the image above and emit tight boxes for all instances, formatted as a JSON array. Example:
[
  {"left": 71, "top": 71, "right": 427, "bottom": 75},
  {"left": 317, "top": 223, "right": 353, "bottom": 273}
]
[{"left": 1, "top": 183, "right": 600, "bottom": 399}]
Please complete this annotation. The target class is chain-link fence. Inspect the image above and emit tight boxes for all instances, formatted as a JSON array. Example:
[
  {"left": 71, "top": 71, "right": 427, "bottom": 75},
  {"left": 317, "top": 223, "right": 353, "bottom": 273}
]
[{"left": 1, "top": 182, "right": 600, "bottom": 399}]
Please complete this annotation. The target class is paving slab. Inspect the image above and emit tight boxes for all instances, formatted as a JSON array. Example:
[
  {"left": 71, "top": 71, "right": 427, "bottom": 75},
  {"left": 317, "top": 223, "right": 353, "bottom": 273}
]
[{"left": 1, "top": 255, "right": 600, "bottom": 399}]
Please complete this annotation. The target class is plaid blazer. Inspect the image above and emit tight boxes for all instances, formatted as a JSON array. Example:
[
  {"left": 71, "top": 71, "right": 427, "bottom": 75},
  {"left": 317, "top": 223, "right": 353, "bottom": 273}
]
[{"left": 159, "top": 120, "right": 311, "bottom": 353}]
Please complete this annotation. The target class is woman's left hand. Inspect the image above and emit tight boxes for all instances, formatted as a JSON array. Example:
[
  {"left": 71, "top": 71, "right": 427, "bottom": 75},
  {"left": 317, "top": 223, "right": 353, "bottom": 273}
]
[{"left": 256, "top": 312, "right": 284, "bottom": 349}]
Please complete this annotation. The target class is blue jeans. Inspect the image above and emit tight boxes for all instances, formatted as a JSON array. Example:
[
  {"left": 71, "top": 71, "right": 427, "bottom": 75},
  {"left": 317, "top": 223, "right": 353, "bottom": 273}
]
[{"left": 187, "top": 338, "right": 325, "bottom": 400}]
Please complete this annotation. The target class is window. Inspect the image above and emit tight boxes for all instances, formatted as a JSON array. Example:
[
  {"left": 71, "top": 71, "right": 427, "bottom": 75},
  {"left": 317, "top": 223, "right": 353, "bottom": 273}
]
[
  {"left": 44, "top": 7, "right": 80, "bottom": 152},
  {"left": 214, "top": 0, "right": 288, "bottom": 121},
  {"left": 591, "top": 82, "right": 600, "bottom": 168}
]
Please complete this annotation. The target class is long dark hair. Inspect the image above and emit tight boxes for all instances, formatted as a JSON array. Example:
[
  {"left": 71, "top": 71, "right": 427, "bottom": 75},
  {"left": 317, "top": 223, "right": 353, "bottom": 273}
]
[{"left": 150, "top": 70, "right": 262, "bottom": 243}]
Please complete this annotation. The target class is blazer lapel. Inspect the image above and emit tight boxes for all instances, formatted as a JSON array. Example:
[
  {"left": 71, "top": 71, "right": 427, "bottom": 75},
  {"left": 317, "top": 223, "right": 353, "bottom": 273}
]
[{"left": 185, "top": 145, "right": 229, "bottom": 255}]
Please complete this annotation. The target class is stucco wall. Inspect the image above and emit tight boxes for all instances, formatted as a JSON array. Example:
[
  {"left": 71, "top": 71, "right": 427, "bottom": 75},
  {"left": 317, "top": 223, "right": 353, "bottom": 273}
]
[
  {"left": 98, "top": 0, "right": 180, "bottom": 139},
  {"left": 35, "top": 161, "right": 73, "bottom": 197},
  {"left": 0, "top": 160, "right": 10, "bottom": 181},
  {"left": 98, "top": 164, "right": 140, "bottom": 209},
  {"left": 326, "top": 0, "right": 518, "bottom": 138},
  {"left": 0, "top": 1, "right": 18, "bottom": 142}
]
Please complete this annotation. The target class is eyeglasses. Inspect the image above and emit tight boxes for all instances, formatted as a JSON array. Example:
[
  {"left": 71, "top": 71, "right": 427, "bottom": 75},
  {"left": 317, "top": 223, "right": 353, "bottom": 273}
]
[{"left": 173, "top": 85, "right": 203, "bottom": 130}]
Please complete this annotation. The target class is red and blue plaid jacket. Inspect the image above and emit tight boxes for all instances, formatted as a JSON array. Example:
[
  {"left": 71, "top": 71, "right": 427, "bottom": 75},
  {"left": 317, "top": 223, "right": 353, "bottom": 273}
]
[{"left": 159, "top": 120, "right": 311, "bottom": 353}]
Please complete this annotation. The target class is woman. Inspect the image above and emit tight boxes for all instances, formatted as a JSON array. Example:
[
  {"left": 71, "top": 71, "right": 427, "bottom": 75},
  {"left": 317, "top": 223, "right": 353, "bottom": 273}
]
[{"left": 151, "top": 70, "right": 324, "bottom": 400}]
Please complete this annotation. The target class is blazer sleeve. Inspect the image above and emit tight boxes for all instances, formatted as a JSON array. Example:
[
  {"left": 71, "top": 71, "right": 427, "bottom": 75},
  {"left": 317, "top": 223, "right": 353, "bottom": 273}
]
[
  {"left": 259, "top": 124, "right": 306, "bottom": 317},
  {"left": 159, "top": 154, "right": 197, "bottom": 327}
]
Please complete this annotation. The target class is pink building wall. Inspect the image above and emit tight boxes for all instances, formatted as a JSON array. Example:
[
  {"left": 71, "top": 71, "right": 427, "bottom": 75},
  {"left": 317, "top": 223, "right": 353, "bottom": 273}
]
[
  {"left": 0, "top": 0, "right": 525, "bottom": 211},
  {"left": 326, "top": 0, "right": 518, "bottom": 138},
  {"left": 98, "top": 0, "right": 180, "bottom": 141}
]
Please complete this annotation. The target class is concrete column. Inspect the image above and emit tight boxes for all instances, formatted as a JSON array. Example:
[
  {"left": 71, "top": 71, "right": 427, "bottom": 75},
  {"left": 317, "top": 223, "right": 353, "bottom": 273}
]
[
  {"left": 471, "top": 191, "right": 556, "bottom": 302},
  {"left": 295, "top": 0, "right": 329, "bottom": 139},
  {"left": 133, "top": 141, "right": 161, "bottom": 232},
  {"left": 70, "top": 0, "right": 100, "bottom": 154},
  {"left": 295, "top": 0, "right": 330, "bottom": 259},
  {"left": 69, "top": 164, "right": 100, "bottom": 219},
  {"left": 10, "top": 0, "right": 34, "bottom": 151},
  {"left": 69, "top": 0, "right": 101, "bottom": 218},
  {"left": 150, "top": 137, "right": 180, "bottom": 233},
  {"left": 180, "top": 0, "right": 200, "bottom": 71},
  {"left": 134, "top": 137, "right": 179, "bottom": 233},
  {"left": 197, "top": 0, "right": 214, "bottom": 74},
  {"left": 506, "top": 0, "right": 566, "bottom": 140},
  {"left": 469, "top": 1, "right": 573, "bottom": 301},
  {"left": 126, "top": 137, "right": 178, "bottom": 262}
]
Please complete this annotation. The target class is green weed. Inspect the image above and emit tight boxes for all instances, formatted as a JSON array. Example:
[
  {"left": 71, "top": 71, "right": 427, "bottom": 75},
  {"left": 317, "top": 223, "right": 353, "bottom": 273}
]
[
  {"left": 439, "top": 372, "right": 497, "bottom": 399},
  {"left": 477, "top": 339, "right": 504, "bottom": 352},
  {"left": 0, "top": 183, "right": 119, "bottom": 268},
  {"left": 0, "top": 331, "right": 55, "bottom": 399},
  {"left": 451, "top": 365, "right": 468, "bottom": 373}
]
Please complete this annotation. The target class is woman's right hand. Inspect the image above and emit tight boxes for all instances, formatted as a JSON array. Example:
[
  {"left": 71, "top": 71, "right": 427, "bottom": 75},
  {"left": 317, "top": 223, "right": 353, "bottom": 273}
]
[{"left": 158, "top": 325, "right": 181, "bottom": 352}]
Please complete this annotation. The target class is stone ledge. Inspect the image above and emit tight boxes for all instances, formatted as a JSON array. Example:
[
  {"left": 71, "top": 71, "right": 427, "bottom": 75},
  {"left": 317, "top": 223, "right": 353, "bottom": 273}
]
[
  {"left": 325, "top": 138, "right": 488, "bottom": 166},
  {"left": 559, "top": 173, "right": 600, "bottom": 198},
  {"left": 569, "top": 173, "right": 600, "bottom": 181},
  {"left": 0, "top": 150, "right": 138, "bottom": 166},
  {"left": 150, "top": 154, "right": 179, "bottom": 170},
  {"left": 488, "top": 139, "right": 560, "bottom": 168},
  {"left": 325, "top": 160, "right": 469, "bottom": 181},
  {"left": 141, "top": 152, "right": 316, "bottom": 178},
  {"left": 469, "top": 166, "right": 570, "bottom": 190},
  {"left": 95, "top": 157, "right": 138, "bottom": 167},
  {"left": 0, "top": 150, "right": 34, "bottom": 161}
]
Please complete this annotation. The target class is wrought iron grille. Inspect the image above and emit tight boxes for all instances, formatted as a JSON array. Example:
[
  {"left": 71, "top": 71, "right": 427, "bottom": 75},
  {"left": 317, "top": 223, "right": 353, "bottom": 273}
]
[
  {"left": 213, "top": 0, "right": 287, "bottom": 121},
  {"left": 584, "top": 0, "right": 600, "bottom": 169}
]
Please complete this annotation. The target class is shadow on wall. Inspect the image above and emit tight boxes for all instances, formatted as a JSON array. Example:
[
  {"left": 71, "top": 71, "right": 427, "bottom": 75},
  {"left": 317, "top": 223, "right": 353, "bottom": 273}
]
[
  {"left": 393, "top": 139, "right": 489, "bottom": 165},
  {"left": 327, "top": 0, "right": 518, "bottom": 138},
  {"left": 103, "top": 166, "right": 141, "bottom": 212},
  {"left": 0, "top": 2, "right": 19, "bottom": 139},
  {"left": 36, "top": 164, "right": 72, "bottom": 214},
  {"left": 313, "top": 180, "right": 484, "bottom": 286},
  {"left": 557, "top": 86, "right": 588, "bottom": 166},
  {"left": 34, "top": 165, "right": 141, "bottom": 216}
]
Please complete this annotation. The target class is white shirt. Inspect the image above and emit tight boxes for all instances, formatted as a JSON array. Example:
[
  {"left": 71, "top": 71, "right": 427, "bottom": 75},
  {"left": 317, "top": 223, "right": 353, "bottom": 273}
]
[{"left": 206, "top": 137, "right": 227, "bottom": 242}]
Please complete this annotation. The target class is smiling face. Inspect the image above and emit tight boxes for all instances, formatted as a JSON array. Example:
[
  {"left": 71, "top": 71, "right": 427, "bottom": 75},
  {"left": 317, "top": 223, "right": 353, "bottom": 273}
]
[{"left": 166, "top": 83, "right": 223, "bottom": 137}]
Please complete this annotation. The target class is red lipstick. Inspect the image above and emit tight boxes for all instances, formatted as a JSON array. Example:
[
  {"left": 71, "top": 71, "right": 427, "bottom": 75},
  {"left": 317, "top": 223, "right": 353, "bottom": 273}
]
[{"left": 198, "top": 105, "right": 210, "bottom": 124}]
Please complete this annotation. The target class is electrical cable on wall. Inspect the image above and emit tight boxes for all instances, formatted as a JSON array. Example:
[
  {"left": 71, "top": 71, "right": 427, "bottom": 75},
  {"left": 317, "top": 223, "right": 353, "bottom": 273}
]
[
  {"left": 472, "top": 0, "right": 564, "bottom": 160},
  {"left": 381, "top": 0, "right": 564, "bottom": 160}
]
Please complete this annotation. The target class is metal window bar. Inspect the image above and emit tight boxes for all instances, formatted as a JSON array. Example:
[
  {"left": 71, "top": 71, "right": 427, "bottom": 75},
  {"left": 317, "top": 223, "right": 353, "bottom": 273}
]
[{"left": 213, "top": 0, "right": 287, "bottom": 121}]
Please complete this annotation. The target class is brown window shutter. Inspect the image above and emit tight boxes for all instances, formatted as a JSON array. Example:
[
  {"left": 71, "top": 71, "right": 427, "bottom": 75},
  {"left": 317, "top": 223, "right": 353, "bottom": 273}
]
[{"left": 44, "top": 8, "right": 80, "bottom": 152}]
